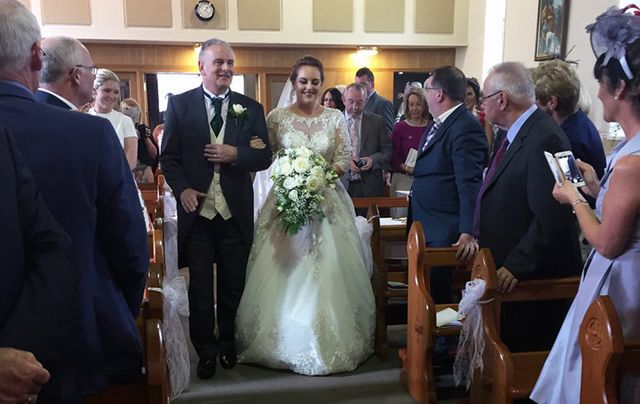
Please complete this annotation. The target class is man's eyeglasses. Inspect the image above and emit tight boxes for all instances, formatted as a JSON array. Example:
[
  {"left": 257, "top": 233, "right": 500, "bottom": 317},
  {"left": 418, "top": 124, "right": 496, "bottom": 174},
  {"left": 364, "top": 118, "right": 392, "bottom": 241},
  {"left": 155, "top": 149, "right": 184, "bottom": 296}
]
[
  {"left": 424, "top": 86, "right": 441, "bottom": 92},
  {"left": 75, "top": 65, "right": 98, "bottom": 75},
  {"left": 39, "top": 48, "right": 47, "bottom": 57},
  {"left": 480, "top": 90, "right": 502, "bottom": 104}
]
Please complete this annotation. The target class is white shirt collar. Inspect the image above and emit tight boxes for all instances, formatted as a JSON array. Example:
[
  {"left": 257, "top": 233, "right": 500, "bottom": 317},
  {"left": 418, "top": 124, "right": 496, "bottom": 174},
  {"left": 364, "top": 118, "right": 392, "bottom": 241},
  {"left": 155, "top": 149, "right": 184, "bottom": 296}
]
[
  {"left": 435, "top": 103, "right": 464, "bottom": 126},
  {"left": 37, "top": 88, "right": 77, "bottom": 110}
]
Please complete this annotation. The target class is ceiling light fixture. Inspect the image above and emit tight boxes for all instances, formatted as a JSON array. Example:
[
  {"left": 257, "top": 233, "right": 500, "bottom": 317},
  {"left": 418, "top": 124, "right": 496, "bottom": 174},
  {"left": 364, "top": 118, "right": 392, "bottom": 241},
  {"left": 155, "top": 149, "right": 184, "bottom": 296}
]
[{"left": 356, "top": 46, "right": 378, "bottom": 57}]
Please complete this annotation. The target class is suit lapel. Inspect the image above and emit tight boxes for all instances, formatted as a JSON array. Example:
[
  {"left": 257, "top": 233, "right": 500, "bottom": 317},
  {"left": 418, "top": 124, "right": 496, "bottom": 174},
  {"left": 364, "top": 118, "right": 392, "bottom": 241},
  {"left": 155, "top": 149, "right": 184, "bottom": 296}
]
[
  {"left": 224, "top": 92, "right": 239, "bottom": 146},
  {"left": 418, "top": 105, "right": 464, "bottom": 157},
  {"left": 359, "top": 113, "right": 372, "bottom": 155},
  {"left": 190, "top": 86, "right": 213, "bottom": 144},
  {"left": 483, "top": 110, "right": 540, "bottom": 192}
]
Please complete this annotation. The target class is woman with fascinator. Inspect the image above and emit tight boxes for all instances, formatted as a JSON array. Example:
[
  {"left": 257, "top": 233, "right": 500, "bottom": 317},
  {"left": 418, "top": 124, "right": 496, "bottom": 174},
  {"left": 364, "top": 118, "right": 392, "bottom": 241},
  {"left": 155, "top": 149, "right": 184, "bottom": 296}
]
[{"left": 531, "top": 5, "right": 640, "bottom": 403}]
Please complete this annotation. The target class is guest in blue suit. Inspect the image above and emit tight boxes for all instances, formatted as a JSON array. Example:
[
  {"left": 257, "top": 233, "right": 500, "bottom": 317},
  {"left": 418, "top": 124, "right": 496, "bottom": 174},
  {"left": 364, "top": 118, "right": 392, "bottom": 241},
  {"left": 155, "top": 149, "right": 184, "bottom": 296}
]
[
  {"left": 36, "top": 36, "right": 97, "bottom": 111},
  {"left": 0, "top": 125, "right": 80, "bottom": 403},
  {"left": 408, "top": 65, "right": 487, "bottom": 303},
  {"left": 0, "top": 0, "right": 149, "bottom": 399}
]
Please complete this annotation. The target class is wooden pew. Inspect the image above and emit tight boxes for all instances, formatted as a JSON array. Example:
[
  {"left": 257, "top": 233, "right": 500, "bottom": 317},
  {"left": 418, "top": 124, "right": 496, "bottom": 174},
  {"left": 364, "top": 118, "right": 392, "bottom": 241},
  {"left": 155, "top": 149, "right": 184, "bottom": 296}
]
[
  {"left": 469, "top": 254, "right": 580, "bottom": 404},
  {"left": 398, "top": 221, "right": 474, "bottom": 404},
  {"left": 354, "top": 198, "right": 409, "bottom": 359},
  {"left": 580, "top": 296, "right": 640, "bottom": 404}
]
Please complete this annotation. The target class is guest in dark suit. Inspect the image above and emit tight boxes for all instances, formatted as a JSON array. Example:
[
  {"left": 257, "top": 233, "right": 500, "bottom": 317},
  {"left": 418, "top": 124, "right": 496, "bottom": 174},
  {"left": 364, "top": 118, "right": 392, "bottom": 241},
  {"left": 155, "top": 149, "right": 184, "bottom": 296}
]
[
  {"left": 408, "top": 65, "right": 487, "bottom": 302},
  {"left": 477, "top": 61, "right": 582, "bottom": 351},
  {"left": 0, "top": 125, "right": 80, "bottom": 403},
  {"left": 355, "top": 67, "right": 395, "bottom": 135},
  {"left": 342, "top": 82, "right": 393, "bottom": 214},
  {"left": 532, "top": 59, "right": 607, "bottom": 207},
  {"left": 160, "top": 38, "right": 272, "bottom": 379},
  {"left": 0, "top": 0, "right": 149, "bottom": 398},
  {"left": 36, "top": 36, "right": 96, "bottom": 110}
]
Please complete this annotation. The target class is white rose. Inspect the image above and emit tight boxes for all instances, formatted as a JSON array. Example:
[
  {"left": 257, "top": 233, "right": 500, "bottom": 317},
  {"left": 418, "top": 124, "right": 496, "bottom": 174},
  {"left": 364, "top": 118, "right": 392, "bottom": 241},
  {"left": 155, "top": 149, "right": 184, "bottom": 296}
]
[
  {"left": 232, "top": 104, "right": 246, "bottom": 114},
  {"left": 288, "top": 189, "right": 298, "bottom": 201},
  {"left": 283, "top": 177, "right": 297, "bottom": 190},
  {"left": 293, "top": 157, "right": 311, "bottom": 173},
  {"left": 279, "top": 160, "right": 293, "bottom": 176},
  {"left": 298, "top": 147, "right": 312, "bottom": 158},
  {"left": 306, "top": 176, "right": 321, "bottom": 192},
  {"left": 310, "top": 165, "right": 325, "bottom": 178}
]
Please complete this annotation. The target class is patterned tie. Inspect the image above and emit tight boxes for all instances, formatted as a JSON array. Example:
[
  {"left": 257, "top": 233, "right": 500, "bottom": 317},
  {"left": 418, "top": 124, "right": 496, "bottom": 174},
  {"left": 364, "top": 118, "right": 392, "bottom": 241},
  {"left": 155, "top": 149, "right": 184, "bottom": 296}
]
[
  {"left": 349, "top": 117, "right": 361, "bottom": 181},
  {"left": 472, "top": 136, "right": 510, "bottom": 237},
  {"left": 421, "top": 120, "right": 441, "bottom": 152}
]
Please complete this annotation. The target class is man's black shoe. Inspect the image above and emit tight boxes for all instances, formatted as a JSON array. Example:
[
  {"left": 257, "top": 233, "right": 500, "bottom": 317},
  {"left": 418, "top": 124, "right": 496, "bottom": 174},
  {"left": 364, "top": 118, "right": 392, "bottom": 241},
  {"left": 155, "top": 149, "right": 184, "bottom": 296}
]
[
  {"left": 197, "top": 359, "right": 216, "bottom": 380},
  {"left": 219, "top": 349, "right": 237, "bottom": 369}
]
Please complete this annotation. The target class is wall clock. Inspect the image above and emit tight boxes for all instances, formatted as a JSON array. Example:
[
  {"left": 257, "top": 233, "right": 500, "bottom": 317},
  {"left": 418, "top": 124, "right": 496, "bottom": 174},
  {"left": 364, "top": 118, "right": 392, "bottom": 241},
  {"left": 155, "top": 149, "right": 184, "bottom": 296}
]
[{"left": 195, "top": 0, "right": 215, "bottom": 21}]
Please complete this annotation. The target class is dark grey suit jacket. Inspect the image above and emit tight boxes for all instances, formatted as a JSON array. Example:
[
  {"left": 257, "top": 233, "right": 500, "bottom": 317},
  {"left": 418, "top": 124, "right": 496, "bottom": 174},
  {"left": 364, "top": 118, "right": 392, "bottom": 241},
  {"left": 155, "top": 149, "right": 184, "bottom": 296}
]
[
  {"left": 160, "top": 86, "right": 272, "bottom": 266},
  {"left": 346, "top": 111, "right": 393, "bottom": 198},
  {"left": 364, "top": 91, "right": 394, "bottom": 135}
]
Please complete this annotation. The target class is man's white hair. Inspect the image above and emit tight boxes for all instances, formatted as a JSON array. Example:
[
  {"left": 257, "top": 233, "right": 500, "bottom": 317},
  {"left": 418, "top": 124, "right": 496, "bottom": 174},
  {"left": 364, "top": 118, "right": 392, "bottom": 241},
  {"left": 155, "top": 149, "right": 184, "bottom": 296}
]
[
  {"left": 0, "top": 0, "right": 41, "bottom": 77},
  {"left": 487, "top": 61, "right": 536, "bottom": 107}
]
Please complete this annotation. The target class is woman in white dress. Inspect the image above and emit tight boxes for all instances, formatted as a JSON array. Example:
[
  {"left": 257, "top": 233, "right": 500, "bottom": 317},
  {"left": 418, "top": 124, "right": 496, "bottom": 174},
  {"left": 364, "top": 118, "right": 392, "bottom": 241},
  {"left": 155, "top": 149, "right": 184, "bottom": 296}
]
[{"left": 236, "top": 56, "right": 375, "bottom": 375}]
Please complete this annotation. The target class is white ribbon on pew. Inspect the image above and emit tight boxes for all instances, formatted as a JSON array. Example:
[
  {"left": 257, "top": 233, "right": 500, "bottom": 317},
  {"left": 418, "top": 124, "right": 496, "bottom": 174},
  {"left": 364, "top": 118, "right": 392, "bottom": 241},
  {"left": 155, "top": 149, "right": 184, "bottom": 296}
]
[{"left": 453, "top": 278, "right": 487, "bottom": 389}]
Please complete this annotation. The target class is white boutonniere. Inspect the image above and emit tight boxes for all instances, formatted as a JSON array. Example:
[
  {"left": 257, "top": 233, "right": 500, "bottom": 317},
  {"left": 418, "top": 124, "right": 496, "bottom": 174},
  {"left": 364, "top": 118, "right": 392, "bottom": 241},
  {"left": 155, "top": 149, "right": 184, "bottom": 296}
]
[{"left": 229, "top": 103, "right": 248, "bottom": 125}]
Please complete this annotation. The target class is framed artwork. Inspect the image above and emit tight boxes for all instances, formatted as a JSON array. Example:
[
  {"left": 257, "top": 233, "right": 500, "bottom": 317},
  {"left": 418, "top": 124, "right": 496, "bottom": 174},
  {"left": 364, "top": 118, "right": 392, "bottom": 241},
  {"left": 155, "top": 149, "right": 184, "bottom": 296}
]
[{"left": 534, "top": 0, "right": 570, "bottom": 61}]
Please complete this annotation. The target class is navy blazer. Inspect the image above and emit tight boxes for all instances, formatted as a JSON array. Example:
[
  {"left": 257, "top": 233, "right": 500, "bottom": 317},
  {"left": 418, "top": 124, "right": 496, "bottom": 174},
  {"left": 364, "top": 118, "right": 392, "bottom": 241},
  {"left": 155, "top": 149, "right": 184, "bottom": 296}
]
[
  {"left": 409, "top": 105, "right": 487, "bottom": 246},
  {"left": 0, "top": 80, "right": 149, "bottom": 395},
  {"left": 35, "top": 89, "right": 72, "bottom": 109},
  {"left": 0, "top": 126, "right": 80, "bottom": 402},
  {"left": 479, "top": 108, "right": 582, "bottom": 279},
  {"left": 160, "top": 86, "right": 272, "bottom": 266}
]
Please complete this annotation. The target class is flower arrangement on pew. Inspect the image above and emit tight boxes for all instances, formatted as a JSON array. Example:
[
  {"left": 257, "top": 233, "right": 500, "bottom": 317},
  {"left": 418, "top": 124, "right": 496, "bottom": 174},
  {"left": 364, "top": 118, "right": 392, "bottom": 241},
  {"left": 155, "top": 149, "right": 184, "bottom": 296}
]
[{"left": 271, "top": 146, "right": 337, "bottom": 235}]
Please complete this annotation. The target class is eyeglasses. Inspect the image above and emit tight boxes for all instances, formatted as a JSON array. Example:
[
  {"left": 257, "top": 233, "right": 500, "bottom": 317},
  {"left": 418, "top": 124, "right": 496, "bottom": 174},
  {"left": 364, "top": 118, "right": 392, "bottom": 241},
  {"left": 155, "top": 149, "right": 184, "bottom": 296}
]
[
  {"left": 39, "top": 48, "right": 47, "bottom": 57},
  {"left": 75, "top": 65, "right": 98, "bottom": 75},
  {"left": 424, "top": 86, "right": 441, "bottom": 92},
  {"left": 480, "top": 90, "right": 502, "bottom": 104}
]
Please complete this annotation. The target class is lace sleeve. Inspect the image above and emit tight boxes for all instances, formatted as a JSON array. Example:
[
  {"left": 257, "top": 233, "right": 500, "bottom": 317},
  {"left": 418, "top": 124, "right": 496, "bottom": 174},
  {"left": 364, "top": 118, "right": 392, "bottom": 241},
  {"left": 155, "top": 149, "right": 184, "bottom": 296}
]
[
  {"left": 331, "top": 110, "right": 351, "bottom": 173},
  {"left": 266, "top": 109, "right": 280, "bottom": 155}
]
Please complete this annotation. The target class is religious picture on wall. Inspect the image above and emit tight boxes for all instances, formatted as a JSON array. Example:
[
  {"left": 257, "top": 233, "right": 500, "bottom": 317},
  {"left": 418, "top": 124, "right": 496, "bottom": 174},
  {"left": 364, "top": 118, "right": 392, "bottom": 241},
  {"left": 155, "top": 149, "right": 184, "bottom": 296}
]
[{"left": 535, "top": 0, "right": 570, "bottom": 61}]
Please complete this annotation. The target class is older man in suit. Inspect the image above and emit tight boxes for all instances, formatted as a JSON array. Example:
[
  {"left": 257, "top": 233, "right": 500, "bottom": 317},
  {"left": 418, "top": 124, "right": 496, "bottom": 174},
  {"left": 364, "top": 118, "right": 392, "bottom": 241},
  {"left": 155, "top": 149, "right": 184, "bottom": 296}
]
[
  {"left": 355, "top": 67, "right": 395, "bottom": 135},
  {"left": 342, "top": 82, "right": 393, "bottom": 214},
  {"left": 408, "top": 65, "right": 487, "bottom": 303},
  {"left": 476, "top": 61, "right": 582, "bottom": 351},
  {"left": 0, "top": 0, "right": 149, "bottom": 399},
  {"left": 36, "top": 36, "right": 96, "bottom": 110},
  {"left": 160, "top": 38, "right": 272, "bottom": 379},
  {"left": 0, "top": 126, "right": 80, "bottom": 403}
]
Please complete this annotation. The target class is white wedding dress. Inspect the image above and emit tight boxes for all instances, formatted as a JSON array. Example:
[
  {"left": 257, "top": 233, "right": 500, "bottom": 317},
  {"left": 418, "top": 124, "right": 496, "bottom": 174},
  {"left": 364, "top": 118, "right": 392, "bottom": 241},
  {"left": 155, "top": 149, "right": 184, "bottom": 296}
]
[{"left": 236, "top": 106, "right": 375, "bottom": 375}]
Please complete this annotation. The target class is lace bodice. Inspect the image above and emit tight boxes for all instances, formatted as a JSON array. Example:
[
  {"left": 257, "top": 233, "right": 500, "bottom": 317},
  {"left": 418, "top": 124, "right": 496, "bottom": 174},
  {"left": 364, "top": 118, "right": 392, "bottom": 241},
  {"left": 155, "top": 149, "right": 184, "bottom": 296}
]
[{"left": 266, "top": 107, "right": 351, "bottom": 173}]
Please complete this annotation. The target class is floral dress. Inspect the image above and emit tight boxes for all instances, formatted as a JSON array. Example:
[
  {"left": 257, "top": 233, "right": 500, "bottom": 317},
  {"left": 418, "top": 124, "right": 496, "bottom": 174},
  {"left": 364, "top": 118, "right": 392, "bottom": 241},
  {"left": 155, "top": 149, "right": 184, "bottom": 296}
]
[{"left": 235, "top": 107, "right": 375, "bottom": 375}]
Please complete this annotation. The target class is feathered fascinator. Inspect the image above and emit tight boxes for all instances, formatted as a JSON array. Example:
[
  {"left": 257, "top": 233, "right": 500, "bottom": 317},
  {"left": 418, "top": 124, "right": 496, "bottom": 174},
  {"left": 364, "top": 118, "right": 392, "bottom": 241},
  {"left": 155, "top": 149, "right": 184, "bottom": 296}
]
[{"left": 586, "top": 4, "right": 640, "bottom": 79}]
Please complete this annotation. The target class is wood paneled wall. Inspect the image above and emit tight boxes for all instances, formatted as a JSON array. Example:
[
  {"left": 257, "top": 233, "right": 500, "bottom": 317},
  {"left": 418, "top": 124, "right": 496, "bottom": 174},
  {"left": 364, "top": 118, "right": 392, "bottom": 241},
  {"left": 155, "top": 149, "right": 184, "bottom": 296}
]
[{"left": 86, "top": 42, "right": 455, "bottom": 116}]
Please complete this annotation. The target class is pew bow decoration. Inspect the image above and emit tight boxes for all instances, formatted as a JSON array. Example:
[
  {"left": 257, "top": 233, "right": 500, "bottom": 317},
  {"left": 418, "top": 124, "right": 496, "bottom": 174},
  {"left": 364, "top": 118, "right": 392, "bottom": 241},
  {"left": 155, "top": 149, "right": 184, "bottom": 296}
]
[{"left": 453, "top": 278, "right": 487, "bottom": 389}]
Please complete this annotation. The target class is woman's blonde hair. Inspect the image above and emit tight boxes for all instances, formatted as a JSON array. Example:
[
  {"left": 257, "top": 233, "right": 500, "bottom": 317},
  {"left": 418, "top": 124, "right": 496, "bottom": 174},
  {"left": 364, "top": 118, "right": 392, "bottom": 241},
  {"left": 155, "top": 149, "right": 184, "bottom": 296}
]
[{"left": 93, "top": 68, "right": 120, "bottom": 89}]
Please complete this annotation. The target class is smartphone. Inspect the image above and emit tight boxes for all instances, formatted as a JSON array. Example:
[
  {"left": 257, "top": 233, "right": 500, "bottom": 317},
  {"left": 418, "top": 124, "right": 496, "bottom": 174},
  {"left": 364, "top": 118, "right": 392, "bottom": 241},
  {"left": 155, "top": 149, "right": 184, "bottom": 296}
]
[{"left": 555, "top": 151, "right": 585, "bottom": 187}]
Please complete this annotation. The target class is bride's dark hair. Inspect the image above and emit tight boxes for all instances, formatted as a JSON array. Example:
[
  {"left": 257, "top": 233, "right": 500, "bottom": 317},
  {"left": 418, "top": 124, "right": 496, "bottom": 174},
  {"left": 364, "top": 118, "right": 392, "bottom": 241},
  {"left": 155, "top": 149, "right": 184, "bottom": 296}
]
[{"left": 289, "top": 55, "right": 324, "bottom": 83}]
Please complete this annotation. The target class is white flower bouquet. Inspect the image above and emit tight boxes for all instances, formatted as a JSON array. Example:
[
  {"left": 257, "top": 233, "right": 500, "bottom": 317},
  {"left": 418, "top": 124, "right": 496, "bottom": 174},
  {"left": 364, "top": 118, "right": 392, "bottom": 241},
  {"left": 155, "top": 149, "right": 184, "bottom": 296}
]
[{"left": 270, "top": 146, "right": 338, "bottom": 235}]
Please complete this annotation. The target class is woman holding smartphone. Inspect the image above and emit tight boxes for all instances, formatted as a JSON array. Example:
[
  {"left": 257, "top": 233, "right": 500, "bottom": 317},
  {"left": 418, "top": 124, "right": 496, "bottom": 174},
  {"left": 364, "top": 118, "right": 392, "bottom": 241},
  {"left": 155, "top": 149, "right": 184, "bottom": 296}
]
[{"left": 531, "top": 6, "right": 640, "bottom": 403}]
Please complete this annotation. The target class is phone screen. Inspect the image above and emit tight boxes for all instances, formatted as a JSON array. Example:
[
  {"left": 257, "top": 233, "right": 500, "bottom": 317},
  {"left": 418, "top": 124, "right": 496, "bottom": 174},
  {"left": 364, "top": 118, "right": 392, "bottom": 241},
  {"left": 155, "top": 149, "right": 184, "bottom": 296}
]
[{"left": 556, "top": 153, "right": 585, "bottom": 186}]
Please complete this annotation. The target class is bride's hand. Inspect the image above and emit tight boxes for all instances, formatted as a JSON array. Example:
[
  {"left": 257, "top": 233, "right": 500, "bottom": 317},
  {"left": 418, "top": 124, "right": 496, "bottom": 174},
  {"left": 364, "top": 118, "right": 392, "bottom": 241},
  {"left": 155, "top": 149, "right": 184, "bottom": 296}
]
[{"left": 249, "top": 136, "right": 266, "bottom": 149}]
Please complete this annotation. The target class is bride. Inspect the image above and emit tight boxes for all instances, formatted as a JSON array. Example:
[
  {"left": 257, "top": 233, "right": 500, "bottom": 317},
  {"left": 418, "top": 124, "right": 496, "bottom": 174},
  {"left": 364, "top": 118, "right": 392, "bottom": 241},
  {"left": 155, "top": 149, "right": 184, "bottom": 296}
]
[{"left": 235, "top": 56, "right": 375, "bottom": 375}]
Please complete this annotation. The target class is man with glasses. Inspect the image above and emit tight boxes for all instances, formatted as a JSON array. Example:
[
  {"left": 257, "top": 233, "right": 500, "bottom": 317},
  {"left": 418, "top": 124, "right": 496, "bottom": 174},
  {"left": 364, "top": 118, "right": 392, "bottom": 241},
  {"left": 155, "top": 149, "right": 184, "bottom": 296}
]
[
  {"left": 476, "top": 61, "right": 582, "bottom": 352},
  {"left": 37, "top": 36, "right": 97, "bottom": 110},
  {"left": 408, "top": 65, "right": 487, "bottom": 304},
  {"left": 0, "top": 1, "right": 149, "bottom": 400}
]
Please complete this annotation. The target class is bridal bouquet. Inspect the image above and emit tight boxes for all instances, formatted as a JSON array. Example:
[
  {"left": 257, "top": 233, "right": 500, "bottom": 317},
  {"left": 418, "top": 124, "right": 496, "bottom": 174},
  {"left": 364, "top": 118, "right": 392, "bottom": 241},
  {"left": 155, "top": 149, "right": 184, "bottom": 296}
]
[{"left": 271, "top": 146, "right": 338, "bottom": 235}]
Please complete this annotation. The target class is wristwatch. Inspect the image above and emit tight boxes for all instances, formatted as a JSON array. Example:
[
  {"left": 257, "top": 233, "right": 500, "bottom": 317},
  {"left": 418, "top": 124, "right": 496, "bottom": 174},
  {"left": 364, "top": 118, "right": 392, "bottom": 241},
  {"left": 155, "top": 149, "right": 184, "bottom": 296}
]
[{"left": 195, "top": 0, "right": 215, "bottom": 21}]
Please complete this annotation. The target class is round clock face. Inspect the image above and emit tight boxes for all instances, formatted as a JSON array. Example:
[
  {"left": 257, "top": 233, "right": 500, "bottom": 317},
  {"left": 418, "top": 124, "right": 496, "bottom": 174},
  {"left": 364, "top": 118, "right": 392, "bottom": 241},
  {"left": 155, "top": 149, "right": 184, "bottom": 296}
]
[{"left": 195, "top": 0, "right": 215, "bottom": 21}]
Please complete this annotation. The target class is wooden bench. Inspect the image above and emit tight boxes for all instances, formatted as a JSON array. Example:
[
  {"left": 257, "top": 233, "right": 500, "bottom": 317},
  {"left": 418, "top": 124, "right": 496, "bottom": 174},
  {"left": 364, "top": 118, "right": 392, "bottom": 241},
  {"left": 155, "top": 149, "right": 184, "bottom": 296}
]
[
  {"left": 469, "top": 253, "right": 580, "bottom": 404},
  {"left": 398, "top": 221, "right": 474, "bottom": 404},
  {"left": 354, "top": 198, "right": 409, "bottom": 359},
  {"left": 580, "top": 295, "right": 640, "bottom": 404}
]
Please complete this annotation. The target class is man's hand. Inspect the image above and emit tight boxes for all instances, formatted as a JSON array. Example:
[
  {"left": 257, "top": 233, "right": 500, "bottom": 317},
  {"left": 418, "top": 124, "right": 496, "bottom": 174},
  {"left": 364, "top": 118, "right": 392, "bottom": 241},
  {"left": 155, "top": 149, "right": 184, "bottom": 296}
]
[
  {"left": 452, "top": 233, "right": 478, "bottom": 261},
  {"left": 360, "top": 156, "right": 373, "bottom": 171},
  {"left": 180, "top": 188, "right": 207, "bottom": 213},
  {"left": 0, "top": 348, "right": 50, "bottom": 404},
  {"left": 204, "top": 144, "right": 238, "bottom": 164},
  {"left": 249, "top": 136, "right": 266, "bottom": 150},
  {"left": 496, "top": 266, "right": 519, "bottom": 293}
]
